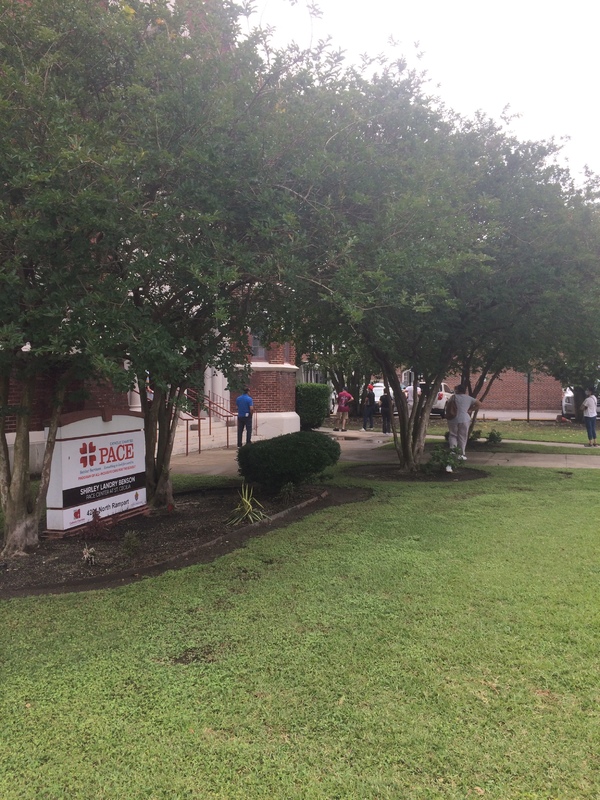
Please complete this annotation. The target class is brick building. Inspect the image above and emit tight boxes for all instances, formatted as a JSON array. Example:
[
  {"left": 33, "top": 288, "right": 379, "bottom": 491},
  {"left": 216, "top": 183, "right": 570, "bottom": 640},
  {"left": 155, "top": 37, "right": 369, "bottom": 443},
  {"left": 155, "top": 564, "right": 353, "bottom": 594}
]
[
  {"left": 467, "top": 370, "right": 563, "bottom": 412},
  {"left": 4, "top": 375, "right": 133, "bottom": 473},
  {"left": 6, "top": 336, "right": 300, "bottom": 471},
  {"left": 228, "top": 338, "right": 300, "bottom": 440}
]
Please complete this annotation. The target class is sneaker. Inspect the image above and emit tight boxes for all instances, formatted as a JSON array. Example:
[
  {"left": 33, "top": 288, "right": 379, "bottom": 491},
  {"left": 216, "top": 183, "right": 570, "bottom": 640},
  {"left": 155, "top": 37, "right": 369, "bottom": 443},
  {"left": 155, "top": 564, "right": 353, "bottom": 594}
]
[
  {"left": 584, "top": 443, "right": 593, "bottom": 447},
  {"left": 445, "top": 465, "right": 453, "bottom": 473},
  {"left": 360, "top": 428, "right": 367, "bottom": 432},
  {"left": 333, "top": 428, "right": 340, "bottom": 432},
  {"left": 458, "top": 454, "right": 467, "bottom": 461}
]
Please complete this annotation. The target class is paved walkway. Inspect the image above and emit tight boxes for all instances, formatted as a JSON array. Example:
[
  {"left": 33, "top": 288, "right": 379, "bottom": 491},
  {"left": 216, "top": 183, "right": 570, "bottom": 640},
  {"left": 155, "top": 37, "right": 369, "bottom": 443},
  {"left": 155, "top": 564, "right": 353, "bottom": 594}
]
[{"left": 170, "top": 424, "right": 600, "bottom": 477}]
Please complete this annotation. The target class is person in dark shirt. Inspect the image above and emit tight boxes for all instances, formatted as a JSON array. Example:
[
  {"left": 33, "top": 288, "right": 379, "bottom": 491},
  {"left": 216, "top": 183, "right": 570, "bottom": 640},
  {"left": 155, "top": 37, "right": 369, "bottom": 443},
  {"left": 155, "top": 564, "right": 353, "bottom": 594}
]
[
  {"left": 361, "top": 384, "right": 376, "bottom": 431},
  {"left": 378, "top": 387, "right": 392, "bottom": 434}
]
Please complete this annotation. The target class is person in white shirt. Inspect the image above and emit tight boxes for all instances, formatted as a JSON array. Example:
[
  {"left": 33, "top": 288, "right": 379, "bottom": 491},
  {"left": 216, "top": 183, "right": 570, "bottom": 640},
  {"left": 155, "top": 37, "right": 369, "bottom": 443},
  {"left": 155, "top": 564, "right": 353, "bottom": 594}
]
[
  {"left": 404, "top": 383, "right": 421, "bottom": 415},
  {"left": 581, "top": 387, "right": 597, "bottom": 447}
]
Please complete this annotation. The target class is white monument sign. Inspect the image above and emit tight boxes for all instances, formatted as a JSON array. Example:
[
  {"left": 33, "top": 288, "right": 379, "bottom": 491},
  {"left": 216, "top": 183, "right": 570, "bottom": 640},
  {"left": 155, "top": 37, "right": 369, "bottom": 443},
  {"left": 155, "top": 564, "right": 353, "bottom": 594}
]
[{"left": 46, "top": 411, "right": 147, "bottom": 532}]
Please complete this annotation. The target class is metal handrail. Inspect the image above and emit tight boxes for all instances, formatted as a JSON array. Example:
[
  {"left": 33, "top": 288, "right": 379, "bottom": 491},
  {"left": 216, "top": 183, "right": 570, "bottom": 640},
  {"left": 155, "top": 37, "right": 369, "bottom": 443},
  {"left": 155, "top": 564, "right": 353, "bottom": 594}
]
[{"left": 130, "top": 384, "right": 256, "bottom": 455}]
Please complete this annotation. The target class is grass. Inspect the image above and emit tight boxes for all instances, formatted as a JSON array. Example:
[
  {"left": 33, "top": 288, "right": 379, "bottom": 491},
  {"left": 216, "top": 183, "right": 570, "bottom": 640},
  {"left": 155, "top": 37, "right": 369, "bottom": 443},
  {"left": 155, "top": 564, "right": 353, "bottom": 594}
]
[
  {"left": 2, "top": 466, "right": 600, "bottom": 798},
  {"left": 420, "top": 439, "right": 600, "bottom": 457},
  {"left": 324, "top": 414, "right": 592, "bottom": 444},
  {"left": 427, "top": 418, "right": 589, "bottom": 444}
]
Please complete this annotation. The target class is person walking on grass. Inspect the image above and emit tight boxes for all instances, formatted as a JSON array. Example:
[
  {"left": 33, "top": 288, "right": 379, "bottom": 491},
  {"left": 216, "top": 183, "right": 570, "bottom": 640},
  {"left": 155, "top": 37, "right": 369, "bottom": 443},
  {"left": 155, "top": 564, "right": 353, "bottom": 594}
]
[
  {"left": 361, "top": 384, "right": 376, "bottom": 431},
  {"left": 581, "top": 387, "right": 597, "bottom": 447},
  {"left": 446, "top": 384, "right": 481, "bottom": 472},
  {"left": 236, "top": 387, "right": 254, "bottom": 448},
  {"left": 333, "top": 387, "right": 353, "bottom": 432}
]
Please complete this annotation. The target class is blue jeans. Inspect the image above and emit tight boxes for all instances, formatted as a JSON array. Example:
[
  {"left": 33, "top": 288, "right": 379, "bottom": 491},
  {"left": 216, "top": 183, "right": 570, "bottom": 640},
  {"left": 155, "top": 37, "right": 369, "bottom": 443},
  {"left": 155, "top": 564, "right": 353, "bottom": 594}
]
[{"left": 585, "top": 415, "right": 596, "bottom": 441}]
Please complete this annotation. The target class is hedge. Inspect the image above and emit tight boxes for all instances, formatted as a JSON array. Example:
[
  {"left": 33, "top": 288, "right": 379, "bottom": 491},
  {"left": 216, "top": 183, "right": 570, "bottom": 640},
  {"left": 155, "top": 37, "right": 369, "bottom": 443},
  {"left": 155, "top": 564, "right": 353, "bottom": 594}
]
[
  {"left": 237, "top": 431, "right": 341, "bottom": 489},
  {"left": 296, "top": 382, "right": 331, "bottom": 430}
]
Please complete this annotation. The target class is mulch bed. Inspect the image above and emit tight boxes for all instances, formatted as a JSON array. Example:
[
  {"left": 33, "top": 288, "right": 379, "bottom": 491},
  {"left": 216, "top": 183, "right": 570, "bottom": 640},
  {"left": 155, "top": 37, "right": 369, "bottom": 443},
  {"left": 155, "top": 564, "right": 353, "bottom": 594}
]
[
  {"left": 348, "top": 463, "right": 489, "bottom": 482},
  {"left": 0, "top": 484, "right": 372, "bottom": 599}
]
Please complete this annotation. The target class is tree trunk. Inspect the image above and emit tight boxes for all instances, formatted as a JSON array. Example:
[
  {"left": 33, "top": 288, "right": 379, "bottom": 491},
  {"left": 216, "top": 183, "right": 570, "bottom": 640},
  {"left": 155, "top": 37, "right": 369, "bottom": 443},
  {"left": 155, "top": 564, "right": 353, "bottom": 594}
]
[
  {"left": 1, "top": 375, "right": 66, "bottom": 557},
  {"left": 142, "top": 382, "right": 184, "bottom": 508},
  {"left": 2, "top": 502, "right": 39, "bottom": 556},
  {"left": 573, "top": 386, "right": 586, "bottom": 424},
  {"left": 375, "top": 356, "right": 445, "bottom": 472}
]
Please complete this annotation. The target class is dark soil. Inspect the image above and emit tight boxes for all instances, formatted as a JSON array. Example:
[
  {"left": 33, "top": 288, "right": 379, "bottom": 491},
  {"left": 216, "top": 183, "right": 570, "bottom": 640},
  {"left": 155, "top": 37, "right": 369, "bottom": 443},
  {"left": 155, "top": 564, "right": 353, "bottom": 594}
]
[
  {"left": 0, "top": 484, "right": 371, "bottom": 599},
  {"left": 348, "top": 463, "right": 489, "bottom": 482}
]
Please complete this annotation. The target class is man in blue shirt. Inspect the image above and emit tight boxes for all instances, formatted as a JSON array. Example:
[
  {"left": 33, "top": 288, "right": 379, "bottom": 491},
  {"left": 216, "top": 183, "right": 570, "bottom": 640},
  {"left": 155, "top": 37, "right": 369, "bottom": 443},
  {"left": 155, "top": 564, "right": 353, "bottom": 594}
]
[{"left": 236, "top": 388, "right": 254, "bottom": 447}]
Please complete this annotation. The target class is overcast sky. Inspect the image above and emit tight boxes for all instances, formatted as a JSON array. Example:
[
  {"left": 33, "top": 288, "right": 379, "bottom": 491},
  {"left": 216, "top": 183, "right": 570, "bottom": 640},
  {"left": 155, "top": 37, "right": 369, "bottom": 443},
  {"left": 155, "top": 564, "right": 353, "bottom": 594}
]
[{"left": 248, "top": 0, "right": 599, "bottom": 182}]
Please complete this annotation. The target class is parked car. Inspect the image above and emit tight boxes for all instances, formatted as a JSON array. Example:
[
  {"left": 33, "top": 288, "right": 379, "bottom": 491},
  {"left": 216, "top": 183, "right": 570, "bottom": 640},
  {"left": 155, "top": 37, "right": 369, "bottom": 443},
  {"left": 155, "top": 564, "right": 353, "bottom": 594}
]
[
  {"left": 562, "top": 386, "right": 600, "bottom": 418},
  {"left": 562, "top": 388, "right": 575, "bottom": 418},
  {"left": 419, "top": 382, "right": 453, "bottom": 418}
]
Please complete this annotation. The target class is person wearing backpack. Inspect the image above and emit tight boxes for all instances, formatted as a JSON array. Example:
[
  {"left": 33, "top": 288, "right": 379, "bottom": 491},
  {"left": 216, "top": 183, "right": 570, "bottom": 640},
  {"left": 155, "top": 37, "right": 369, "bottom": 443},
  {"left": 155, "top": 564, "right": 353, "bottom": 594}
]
[{"left": 446, "top": 385, "right": 481, "bottom": 472}]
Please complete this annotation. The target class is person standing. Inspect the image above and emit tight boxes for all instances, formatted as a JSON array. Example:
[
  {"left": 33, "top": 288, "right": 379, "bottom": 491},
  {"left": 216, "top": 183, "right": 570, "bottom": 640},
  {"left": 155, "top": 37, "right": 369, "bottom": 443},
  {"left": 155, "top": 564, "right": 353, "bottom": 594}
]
[
  {"left": 333, "top": 387, "right": 353, "bottom": 432},
  {"left": 581, "top": 387, "right": 597, "bottom": 447},
  {"left": 404, "top": 383, "right": 421, "bottom": 416},
  {"left": 236, "top": 388, "right": 254, "bottom": 448},
  {"left": 446, "top": 384, "right": 481, "bottom": 472},
  {"left": 379, "top": 387, "right": 392, "bottom": 434},
  {"left": 361, "top": 384, "right": 376, "bottom": 431}
]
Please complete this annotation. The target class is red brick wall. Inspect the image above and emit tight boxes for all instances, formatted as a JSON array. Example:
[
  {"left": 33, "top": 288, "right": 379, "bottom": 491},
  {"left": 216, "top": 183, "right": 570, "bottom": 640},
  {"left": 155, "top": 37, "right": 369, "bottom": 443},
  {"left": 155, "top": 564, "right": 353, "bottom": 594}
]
[
  {"left": 248, "top": 371, "right": 297, "bottom": 413},
  {"left": 477, "top": 370, "right": 562, "bottom": 411},
  {"left": 81, "top": 380, "right": 130, "bottom": 413},
  {"left": 5, "top": 377, "right": 54, "bottom": 433},
  {"left": 231, "top": 340, "right": 297, "bottom": 414},
  {"left": 4, "top": 375, "right": 131, "bottom": 432}
]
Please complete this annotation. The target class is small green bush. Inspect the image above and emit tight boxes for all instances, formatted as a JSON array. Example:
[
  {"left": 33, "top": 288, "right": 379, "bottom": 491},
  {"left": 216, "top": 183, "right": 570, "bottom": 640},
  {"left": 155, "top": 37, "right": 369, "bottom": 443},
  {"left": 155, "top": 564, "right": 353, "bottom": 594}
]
[
  {"left": 487, "top": 428, "right": 503, "bottom": 444},
  {"left": 423, "top": 444, "right": 463, "bottom": 474},
  {"left": 122, "top": 530, "right": 141, "bottom": 560},
  {"left": 237, "top": 431, "right": 341, "bottom": 490},
  {"left": 296, "top": 383, "right": 331, "bottom": 430}
]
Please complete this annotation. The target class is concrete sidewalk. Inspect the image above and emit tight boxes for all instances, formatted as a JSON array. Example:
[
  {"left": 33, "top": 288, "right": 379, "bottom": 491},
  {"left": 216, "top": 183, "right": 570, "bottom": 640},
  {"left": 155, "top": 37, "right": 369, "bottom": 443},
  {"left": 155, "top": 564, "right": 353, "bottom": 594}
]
[{"left": 170, "top": 425, "right": 600, "bottom": 477}]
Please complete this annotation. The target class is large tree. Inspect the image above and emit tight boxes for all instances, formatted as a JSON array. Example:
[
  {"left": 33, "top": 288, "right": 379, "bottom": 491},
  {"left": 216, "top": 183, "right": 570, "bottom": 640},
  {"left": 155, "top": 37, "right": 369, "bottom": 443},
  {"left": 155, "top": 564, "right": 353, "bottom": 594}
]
[
  {"left": 0, "top": 0, "right": 144, "bottom": 555},
  {"left": 0, "top": 0, "right": 296, "bottom": 551},
  {"left": 273, "top": 64, "right": 600, "bottom": 469},
  {"left": 104, "top": 0, "right": 300, "bottom": 506}
]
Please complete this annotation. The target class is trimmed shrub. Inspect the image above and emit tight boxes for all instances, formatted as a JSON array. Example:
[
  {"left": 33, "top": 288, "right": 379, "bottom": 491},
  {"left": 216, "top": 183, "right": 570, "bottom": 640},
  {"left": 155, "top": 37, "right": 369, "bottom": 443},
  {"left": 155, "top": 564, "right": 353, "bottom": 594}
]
[
  {"left": 237, "top": 431, "right": 341, "bottom": 490},
  {"left": 296, "top": 383, "right": 331, "bottom": 430}
]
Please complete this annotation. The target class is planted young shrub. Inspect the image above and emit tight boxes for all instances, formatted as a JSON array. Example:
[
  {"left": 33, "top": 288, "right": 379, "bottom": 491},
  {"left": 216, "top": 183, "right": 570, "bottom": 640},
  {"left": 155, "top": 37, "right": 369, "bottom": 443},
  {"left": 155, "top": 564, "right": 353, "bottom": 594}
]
[
  {"left": 487, "top": 428, "right": 503, "bottom": 444},
  {"left": 237, "top": 431, "right": 341, "bottom": 490},
  {"left": 423, "top": 444, "right": 463, "bottom": 474},
  {"left": 296, "top": 383, "right": 331, "bottom": 430}
]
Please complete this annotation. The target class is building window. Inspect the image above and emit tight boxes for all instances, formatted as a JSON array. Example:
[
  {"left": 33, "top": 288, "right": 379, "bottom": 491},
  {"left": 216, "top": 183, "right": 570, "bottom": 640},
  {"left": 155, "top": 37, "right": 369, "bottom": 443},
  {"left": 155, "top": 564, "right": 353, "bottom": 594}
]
[{"left": 251, "top": 335, "right": 267, "bottom": 360}]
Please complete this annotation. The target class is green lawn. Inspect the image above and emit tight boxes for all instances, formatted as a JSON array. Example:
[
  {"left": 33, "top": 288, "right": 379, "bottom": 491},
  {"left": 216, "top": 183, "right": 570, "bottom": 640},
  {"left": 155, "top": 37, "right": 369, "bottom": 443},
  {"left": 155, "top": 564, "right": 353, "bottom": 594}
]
[
  {"left": 422, "top": 439, "right": 600, "bottom": 457},
  {"left": 325, "top": 415, "right": 590, "bottom": 445},
  {"left": 427, "top": 418, "right": 588, "bottom": 444},
  {"left": 2, "top": 467, "right": 600, "bottom": 798}
]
